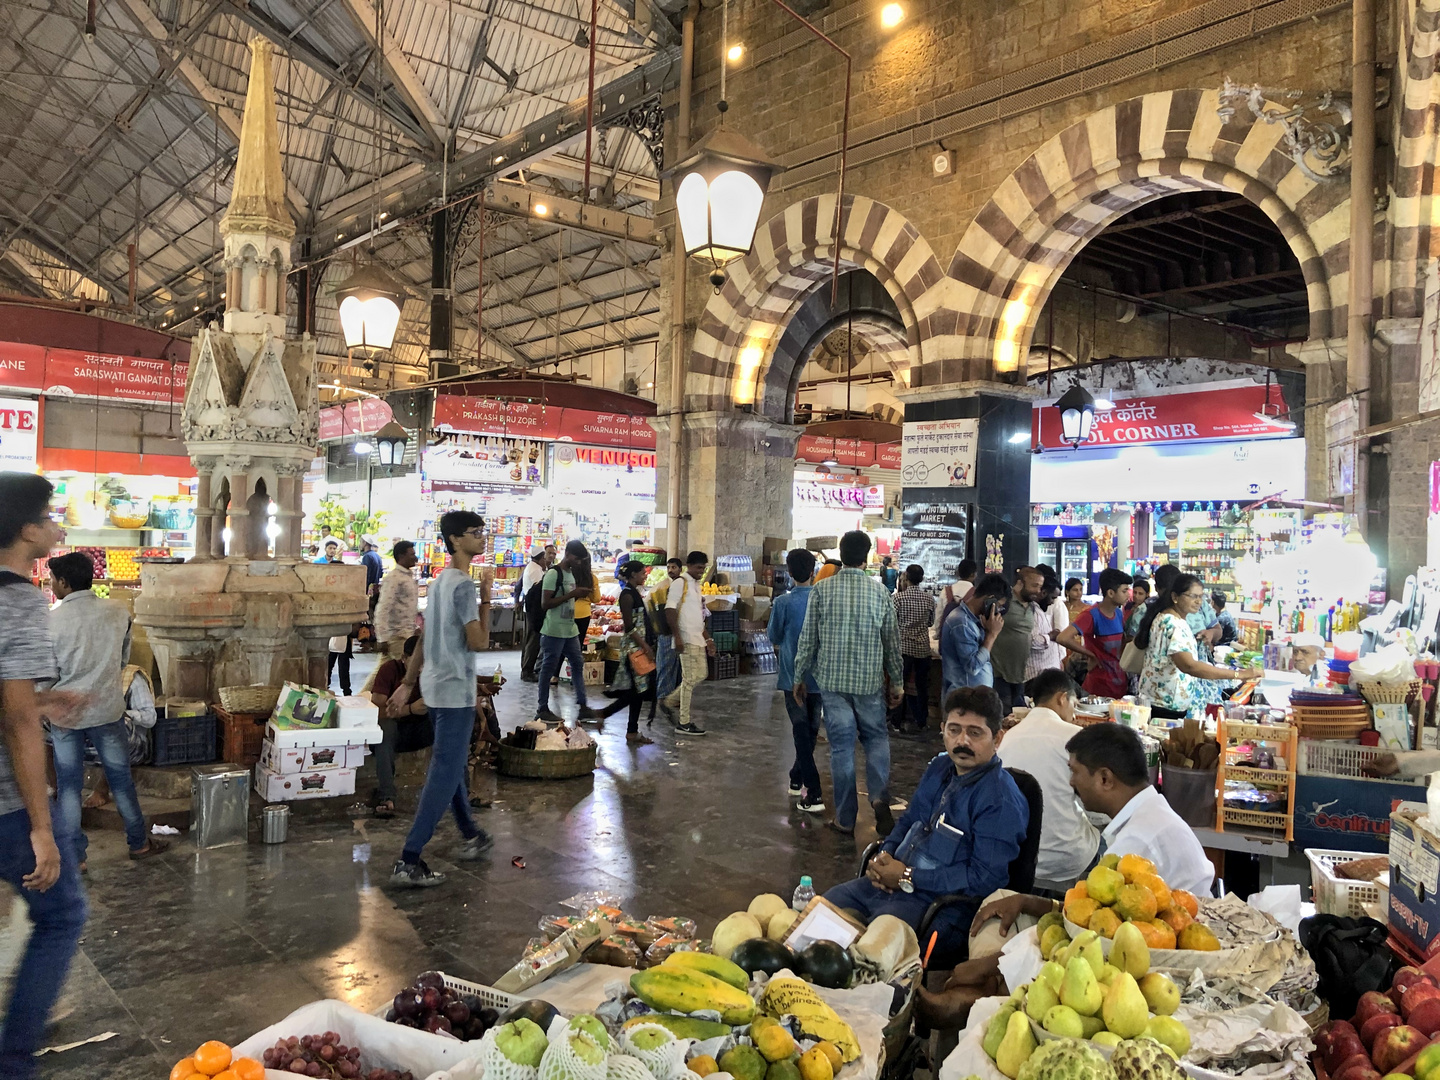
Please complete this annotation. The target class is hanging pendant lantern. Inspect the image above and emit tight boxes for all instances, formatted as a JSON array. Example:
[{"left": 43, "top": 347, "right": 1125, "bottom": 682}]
[
  {"left": 666, "top": 127, "right": 782, "bottom": 287},
  {"left": 335, "top": 262, "right": 408, "bottom": 351},
  {"left": 1055, "top": 383, "right": 1096, "bottom": 447}
]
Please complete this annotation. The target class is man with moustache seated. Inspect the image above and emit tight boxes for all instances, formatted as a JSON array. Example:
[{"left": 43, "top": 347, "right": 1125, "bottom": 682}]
[{"left": 824, "top": 686, "right": 1029, "bottom": 939}]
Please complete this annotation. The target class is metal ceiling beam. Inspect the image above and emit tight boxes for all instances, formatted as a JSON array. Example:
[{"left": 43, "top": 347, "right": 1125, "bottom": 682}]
[
  {"left": 309, "top": 47, "right": 678, "bottom": 259},
  {"left": 336, "top": 0, "right": 449, "bottom": 151}
]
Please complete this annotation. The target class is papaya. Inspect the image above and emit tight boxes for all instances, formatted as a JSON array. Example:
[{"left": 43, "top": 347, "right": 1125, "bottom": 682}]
[
  {"left": 661, "top": 951, "right": 750, "bottom": 991},
  {"left": 622, "top": 1015, "right": 733, "bottom": 1041},
  {"left": 631, "top": 968, "right": 757, "bottom": 1025}
]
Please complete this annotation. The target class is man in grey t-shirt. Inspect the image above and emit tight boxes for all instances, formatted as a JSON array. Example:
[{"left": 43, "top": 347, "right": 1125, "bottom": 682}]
[
  {"left": 0, "top": 474, "right": 88, "bottom": 1080},
  {"left": 386, "top": 509, "right": 495, "bottom": 887}
]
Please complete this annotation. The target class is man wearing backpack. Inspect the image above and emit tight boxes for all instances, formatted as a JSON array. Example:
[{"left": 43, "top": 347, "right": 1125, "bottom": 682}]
[{"left": 518, "top": 548, "right": 550, "bottom": 682}]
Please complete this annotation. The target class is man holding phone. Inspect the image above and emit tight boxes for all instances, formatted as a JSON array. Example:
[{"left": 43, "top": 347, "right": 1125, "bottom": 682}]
[
  {"left": 824, "top": 685, "right": 1028, "bottom": 938},
  {"left": 939, "top": 572, "right": 1010, "bottom": 700}
]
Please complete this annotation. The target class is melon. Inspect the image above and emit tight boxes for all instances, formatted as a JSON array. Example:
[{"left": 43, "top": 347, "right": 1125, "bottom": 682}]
[
  {"left": 712, "top": 912, "right": 764, "bottom": 960},
  {"left": 767, "top": 908, "right": 799, "bottom": 942},
  {"left": 746, "top": 894, "right": 791, "bottom": 935}
]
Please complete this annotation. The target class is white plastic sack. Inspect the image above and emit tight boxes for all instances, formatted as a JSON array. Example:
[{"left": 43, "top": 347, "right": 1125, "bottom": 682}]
[{"left": 233, "top": 999, "right": 482, "bottom": 1077}]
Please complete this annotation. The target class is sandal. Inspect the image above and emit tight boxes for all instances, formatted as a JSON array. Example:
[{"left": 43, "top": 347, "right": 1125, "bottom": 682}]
[
  {"left": 82, "top": 790, "right": 110, "bottom": 810},
  {"left": 373, "top": 800, "right": 397, "bottom": 819},
  {"left": 128, "top": 838, "right": 170, "bottom": 861}
]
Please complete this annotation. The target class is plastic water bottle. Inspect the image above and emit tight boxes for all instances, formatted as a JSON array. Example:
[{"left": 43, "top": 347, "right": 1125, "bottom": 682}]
[{"left": 792, "top": 875, "right": 815, "bottom": 912}]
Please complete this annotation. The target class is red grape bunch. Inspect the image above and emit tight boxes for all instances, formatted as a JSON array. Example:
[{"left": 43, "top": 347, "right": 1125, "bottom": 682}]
[
  {"left": 259, "top": 1032, "right": 415, "bottom": 1080},
  {"left": 386, "top": 970, "right": 499, "bottom": 1041}
]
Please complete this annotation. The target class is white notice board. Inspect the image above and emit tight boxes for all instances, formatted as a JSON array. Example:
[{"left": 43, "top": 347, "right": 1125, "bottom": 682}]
[{"left": 901, "top": 418, "right": 978, "bottom": 487}]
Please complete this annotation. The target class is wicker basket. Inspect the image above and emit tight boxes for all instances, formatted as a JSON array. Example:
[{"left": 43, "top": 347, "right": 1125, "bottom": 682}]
[
  {"left": 1355, "top": 680, "right": 1423, "bottom": 705},
  {"left": 497, "top": 742, "right": 597, "bottom": 779},
  {"left": 218, "top": 684, "right": 282, "bottom": 715}
]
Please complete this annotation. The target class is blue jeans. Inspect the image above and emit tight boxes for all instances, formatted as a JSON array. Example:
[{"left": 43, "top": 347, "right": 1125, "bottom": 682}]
[
  {"left": 824, "top": 875, "right": 972, "bottom": 942},
  {"left": 537, "top": 634, "right": 588, "bottom": 713},
  {"left": 51, "top": 720, "right": 148, "bottom": 859},
  {"left": 783, "top": 691, "right": 823, "bottom": 801},
  {"left": 0, "top": 806, "right": 87, "bottom": 1080},
  {"left": 821, "top": 691, "right": 892, "bottom": 831},
  {"left": 401, "top": 707, "right": 482, "bottom": 864},
  {"left": 655, "top": 634, "right": 679, "bottom": 701}
]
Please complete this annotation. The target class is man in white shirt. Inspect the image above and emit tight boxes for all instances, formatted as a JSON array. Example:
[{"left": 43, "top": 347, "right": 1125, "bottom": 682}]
[
  {"left": 1065, "top": 722, "right": 1214, "bottom": 896},
  {"left": 663, "top": 550, "right": 714, "bottom": 736},
  {"left": 995, "top": 669, "right": 1098, "bottom": 892},
  {"left": 518, "top": 548, "right": 550, "bottom": 682},
  {"left": 373, "top": 541, "right": 420, "bottom": 660},
  {"left": 1025, "top": 574, "right": 1069, "bottom": 680}
]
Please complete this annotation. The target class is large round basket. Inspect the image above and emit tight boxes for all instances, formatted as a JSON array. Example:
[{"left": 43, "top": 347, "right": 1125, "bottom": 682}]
[
  {"left": 218, "top": 684, "right": 282, "bottom": 715},
  {"left": 497, "top": 743, "right": 597, "bottom": 779}
]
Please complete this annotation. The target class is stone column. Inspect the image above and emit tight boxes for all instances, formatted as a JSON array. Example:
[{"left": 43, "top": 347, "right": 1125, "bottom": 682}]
[
  {"left": 192, "top": 465, "right": 214, "bottom": 563},
  {"left": 228, "top": 469, "right": 251, "bottom": 559},
  {"left": 676, "top": 412, "right": 800, "bottom": 563},
  {"left": 226, "top": 264, "right": 241, "bottom": 311},
  {"left": 276, "top": 264, "right": 288, "bottom": 319},
  {"left": 257, "top": 267, "right": 272, "bottom": 316},
  {"left": 275, "top": 470, "right": 300, "bottom": 560}
]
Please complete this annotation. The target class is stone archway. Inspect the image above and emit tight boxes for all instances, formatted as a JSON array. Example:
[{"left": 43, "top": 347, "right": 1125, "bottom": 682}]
[
  {"left": 946, "top": 88, "right": 1349, "bottom": 382},
  {"left": 686, "top": 194, "right": 957, "bottom": 419}
]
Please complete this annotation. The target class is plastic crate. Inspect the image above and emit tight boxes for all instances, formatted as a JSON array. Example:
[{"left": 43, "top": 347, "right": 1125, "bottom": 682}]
[
  {"left": 1298, "top": 739, "right": 1390, "bottom": 778},
  {"left": 712, "top": 631, "right": 739, "bottom": 654},
  {"left": 1307, "top": 848, "right": 1388, "bottom": 917},
  {"left": 215, "top": 706, "right": 268, "bottom": 768},
  {"left": 708, "top": 653, "right": 739, "bottom": 681},
  {"left": 709, "top": 609, "right": 738, "bottom": 633},
  {"left": 372, "top": 972, "right": 518, "bottom": 1019},
  {"left": 152, "top": 713, "right": 217, "bottom": 767}
]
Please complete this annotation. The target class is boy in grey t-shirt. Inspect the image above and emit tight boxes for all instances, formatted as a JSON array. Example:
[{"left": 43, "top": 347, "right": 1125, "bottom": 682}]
[
  {"left": 386, "top": 510, "right": 495, "bottom": 887},
  {"left": 0, "top": 474, "right": 88, "bottom": 1079}
]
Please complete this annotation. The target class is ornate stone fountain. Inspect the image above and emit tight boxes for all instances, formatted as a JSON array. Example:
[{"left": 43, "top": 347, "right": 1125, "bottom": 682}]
[{"left": 134, "top": 38, "right": 368, "bottom": 702}]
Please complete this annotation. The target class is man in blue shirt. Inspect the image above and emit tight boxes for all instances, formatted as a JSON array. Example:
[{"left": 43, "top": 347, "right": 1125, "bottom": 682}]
[
  {"left": 825, "top": 685, "right": 1028, "bottom": 940},
  {"left": 770, "top": 549, "right": 824, "bottom": 814},
  {"left": 939, "top": 572, "right": 1008, "bottom": 700},
  {"left": 361, "top": 535, "right": 384, "bottom": 622}
]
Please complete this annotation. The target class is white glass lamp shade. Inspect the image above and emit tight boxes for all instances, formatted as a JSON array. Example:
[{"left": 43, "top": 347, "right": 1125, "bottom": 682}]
[
  {"left": 375, "top": 421, "right": 408, "bottom": 467},
  {"left": 676, "top": 169, "right": 766, "bottom": 265},
  {"left": 338, "top": 294, "right": 401, "bottom": 351},
  {"left": 1055, "top": 384, "right": 1096, "bottom": 446}
]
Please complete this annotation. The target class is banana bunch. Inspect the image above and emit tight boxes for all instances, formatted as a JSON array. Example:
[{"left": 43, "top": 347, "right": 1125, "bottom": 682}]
[{"left": 760, "top": 978, "right": 860, "bottom": 1063}]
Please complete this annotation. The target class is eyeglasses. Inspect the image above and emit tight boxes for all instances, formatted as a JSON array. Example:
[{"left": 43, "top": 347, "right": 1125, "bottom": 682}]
[
  {"left": 464, "top": 527, "right": 485, "bottom": 538},
  {"left": 1182, "top": 591, "right": 1204, "bottom": 600}
]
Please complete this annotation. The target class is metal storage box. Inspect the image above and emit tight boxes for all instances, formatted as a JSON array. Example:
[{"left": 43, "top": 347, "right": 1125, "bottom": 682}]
[{"left": 191, "top": 764, "right": 250, "bottom": 848}]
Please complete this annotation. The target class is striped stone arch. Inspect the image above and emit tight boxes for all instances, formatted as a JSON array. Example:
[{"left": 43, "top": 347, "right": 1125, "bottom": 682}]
[
  {"left": 1391, "top": 0, "right": 1440, "bottom": 316},
  {"left": 687, "top": 194, "right": 957, "bottom": 417},
  {"left": 946, "top": 88, "right": 1349, "bottom": 383}
]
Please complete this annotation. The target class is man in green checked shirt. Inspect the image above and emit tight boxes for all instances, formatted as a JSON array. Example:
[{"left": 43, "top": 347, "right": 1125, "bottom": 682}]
[{"left": 794, "top": 530, "right": 904, "bottom": 837}]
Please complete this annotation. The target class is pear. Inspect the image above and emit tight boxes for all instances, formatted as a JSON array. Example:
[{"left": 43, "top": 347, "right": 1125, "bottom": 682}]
[
  {"left": 1038, "top": 961, "right": 1066, "bottom": 994},
  {"left": 983, "top": 1006, "right": 1017, "bottom": 1060},
  {"left": 1040, "top": 925, "right": 1070, "bottom": 960},
  {"left": 1092, "top": 1032, "right": 1123, "bottom": 1048},
  {"left": 1101, "top": 972, "right": 1150, "bottom": 1039},
  {"left": 1143, "top": 1016, "right": 1191, "bottom": 1057},
  {"left": 1110, "top": 921, "right": 1151, "bottom": 979},
  {"left": 1097, "top": 964, "right": 1124, "bottom": 986},
  {"left": 1139, "top": 972, "right": 1180, "bottom": 1016},
  {"left": 1060, "top": 955, "right": 1103, "bottom": 1017},
  {"left": 1043, "top": 1005, "right": 1085, "bottom": 1038},
  {"left": 1079, "top": 1014, "right": 1106, "bottom": 1038},
  {"left": 1025, "top": 978, "right": 1060, "bottom": 1022},
  {"left": 995, "top": 1010, "right": 1037, "bottom": 1078},
  {"left": 1079, "top": 935, "right": 1107, "bottom": 981}
]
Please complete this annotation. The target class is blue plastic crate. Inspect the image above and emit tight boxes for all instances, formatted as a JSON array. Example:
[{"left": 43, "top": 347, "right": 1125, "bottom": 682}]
[
  {"left": 152, "top": 713, "right": 217, "bottom": 767},
  {"left": 709, "top": 609, "right": 738, "bottom": 633}
]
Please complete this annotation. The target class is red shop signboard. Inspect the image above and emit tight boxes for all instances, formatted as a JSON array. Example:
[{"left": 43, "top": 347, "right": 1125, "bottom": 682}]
[
  {"left": 1031, "top": 381, "right": 1292, "bottom": 448},
  {"left": 795, "top": 434, "right": 901, "bottom": 469},
  {"left": 432, "top": 395, "right": 656, "bottom": 450},
  {"left": 318, "top": 398, "right": 396, "bottom": 441},
  {"left": 0, "top": 341, "right": 187, "bottom": 405}
]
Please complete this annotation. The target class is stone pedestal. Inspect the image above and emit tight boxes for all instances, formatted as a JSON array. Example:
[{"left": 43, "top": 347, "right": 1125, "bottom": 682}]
[
  {"left": 898, "top": 385, "right": 1037, "bottom": 580},
  {"left": 134, "top": 560, "right": 367, "bottom": 701}
]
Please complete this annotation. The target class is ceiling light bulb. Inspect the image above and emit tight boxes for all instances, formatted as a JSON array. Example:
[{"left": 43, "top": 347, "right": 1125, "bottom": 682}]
[
  {"left": 353, "top": 440, "right": 374, "bottom": 456},
  {"left": 534, "top": 203, "right": 549, "bottom": 216},
  {"left": 727, "top": 43, "right": 744, "bottom": 62},
  {"left": 880, "top": 3, "right": 904, "bottom": 27}
]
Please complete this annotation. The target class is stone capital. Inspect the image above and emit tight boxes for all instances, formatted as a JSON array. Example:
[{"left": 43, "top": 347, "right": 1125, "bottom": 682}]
[
  {"left": 1377, "top": 317, "right": 1422, "bottom": 347},
  {"left": 1291, "top": 336, "right": 1348, "bottom": 366},
  {"left": 894, "top": 379, "right": 1040, "bottom": 405},
  {"left": 680, "top": 410, "right": 801, "bottom": 455}
]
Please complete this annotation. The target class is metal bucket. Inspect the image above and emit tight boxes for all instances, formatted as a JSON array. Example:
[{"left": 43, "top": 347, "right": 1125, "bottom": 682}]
[{"left": 261, "top": 804, "right": 290, "bottom": 844}]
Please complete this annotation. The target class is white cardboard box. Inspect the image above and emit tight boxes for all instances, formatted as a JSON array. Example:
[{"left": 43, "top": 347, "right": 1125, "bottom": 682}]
[
  {"left": 334, "top": 695, "right": 381, "bottom": 729},
  {"left": 254, "top": 765, "right": 358, "bottom": 802},
  {"left": 265, "top": 720, "right": 382, "bottom": 749},
  {"left": 260, "top": 739, "right": 367, "bottom": 774}
]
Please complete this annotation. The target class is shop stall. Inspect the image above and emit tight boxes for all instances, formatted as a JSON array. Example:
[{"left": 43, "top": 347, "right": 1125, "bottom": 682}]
[{"left": 793, "top": 434, "right": 902, "bottom": 559}]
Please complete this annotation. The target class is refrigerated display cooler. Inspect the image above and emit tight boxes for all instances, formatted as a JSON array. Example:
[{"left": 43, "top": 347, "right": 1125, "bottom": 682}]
[{"left": 1035, "top": 525, "right": 1093, "bottom": 590}]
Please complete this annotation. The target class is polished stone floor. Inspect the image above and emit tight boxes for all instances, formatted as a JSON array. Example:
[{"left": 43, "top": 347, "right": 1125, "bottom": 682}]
[{"left": 9, "top": 649, "right": 944, "bottom": 1078}]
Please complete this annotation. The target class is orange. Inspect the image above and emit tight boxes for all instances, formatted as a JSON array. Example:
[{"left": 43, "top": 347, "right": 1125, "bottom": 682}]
[
  {"left": 1134, "top": 919, "right": 1176, "bottom": 950},
  {"left": 1134, "top": 872, "right": 1173, "bottom": 912},
  {"left": 1113, "top": 883, "right": 1158, "bottom": 922},
  {"left": 170, "top": 1059, "right": 200, "bottom": 1080},
  {"left": 1156, "top": 907, "right": 1194, "bottom": 934},
  {"left": 1064, "top": 897, "right": 1100, "bottom": 927},
  {"left": 193, "top": 1041, "right": 233, "bottom": 1076},
  {"left": 1117, "top": 853, "right": 1157, "bottom": 883},
  {"left": 231, "top": 1060, "right": 265, "bottom": 1080},
  {"left": 212, "top": 1072, "right": 239, "bottom": 1080},
  {"left": 1064, "top": 882, "right": 1088, "bottom": 904},
  {"left": 1088, "top": 907, "right": 1123, "bottom": 938},
  {"left": 1170, "top": 889, "right": 1199, "bottom": 917}
]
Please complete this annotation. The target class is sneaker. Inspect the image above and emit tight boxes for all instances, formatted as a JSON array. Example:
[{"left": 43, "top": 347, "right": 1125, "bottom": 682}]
[
  {"left": 826, "top": 820, "right": 855, "bottom": 837},
  {"left": 797, "top": 797, "right": 826, "bottom": 814},
  {"left": 674, "top": 722, "right": 707, "bottom": 736},
  {"left": 390, "top": 859, "right": 447, "bottom": 887},
  {"left": 872, "top": 800, "right": 896, "bottom": 837},
  {"left": 536, "top": 707, "right": 564, "bottom": 726},
  {"left": 520, "top": 674, "right": 539, "bottom": 683},
  {"left": 626, "top": 732, "right": 654, "bottom": 746},
  {"left": 456, "top": 832, "right": 494, "bottom": 861},
  {"left": 787, "top": 783, "right": 803, "bottom": 797},
  {"left": 578, "top": 706, "right": 605, "bottom": 727}
]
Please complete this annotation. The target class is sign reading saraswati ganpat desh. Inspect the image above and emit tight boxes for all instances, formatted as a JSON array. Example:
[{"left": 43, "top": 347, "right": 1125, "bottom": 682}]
[{"left": 900, "top": 418, "right": 978, "bottom": 487}]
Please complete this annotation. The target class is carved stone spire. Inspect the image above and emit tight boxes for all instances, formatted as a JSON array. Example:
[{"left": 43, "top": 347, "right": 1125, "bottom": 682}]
[{"left": 220, "top": 38, "right": 294, "bottom": 242}]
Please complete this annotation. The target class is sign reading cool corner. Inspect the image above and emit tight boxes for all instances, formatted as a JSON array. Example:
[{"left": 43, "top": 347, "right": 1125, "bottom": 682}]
[{"left": 0, "top": 397, "right": 39, "bottom": 473}]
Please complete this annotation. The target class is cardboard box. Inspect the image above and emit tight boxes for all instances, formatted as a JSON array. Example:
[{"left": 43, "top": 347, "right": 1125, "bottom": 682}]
[
  {"left": 165, "top": 699, "right": 208, "bottom": 718},
  {"left": 1295, "top": 775, "right": 1424, "bottom": 854},
  {"left": 1390, "top": 801, "right": 1440, "bottom": 958},
  {"left": 334, "top": 695, "right": 380, "bottom": 729},
  {"left": 272, "top": 682, "right": 337, "bottom": 730},
  {"left": 583, "top": 661, "right": 604, "bottom": 686},
  {"left": 254, "top": 765, "right": 357, "bottom": 802},
  {"left": 260, "top": 739, "right": 368, "bottom": 774},
  {"left": 738, "top": 596, "right": 771, "bottom": 621},
  {"left": 265, "top": 720, "right": 382, "bottom": 749}
]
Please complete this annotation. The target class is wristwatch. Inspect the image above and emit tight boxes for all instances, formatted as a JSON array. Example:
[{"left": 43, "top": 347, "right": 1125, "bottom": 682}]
[{"left": 898, "top": 866, "right": 914, "bottom": 893}]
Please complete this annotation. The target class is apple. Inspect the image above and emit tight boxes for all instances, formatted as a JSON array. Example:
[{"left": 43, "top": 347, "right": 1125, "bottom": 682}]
[
  {"left": 1411, "top": 1000, "right": 1440, "bottom": 1039},
  {"left": 1333, "top": 1034, "right": 1374, "bottom": 1071},
  {"left": 1364, "top": 1013, "right": 1406, "bottom": 1049},
  {"left": 1335, "top": 1052, "right": 1378, "bottom": 1080},
  {"left": 1362, "top": 992, "right": 1404, "bottom": 1025},
  {"left": 1338, "top": 1066, "right": 1384, "bottom": 1080},
  {"left": 1406, "top": 986, "right": 1440, "bottom": 1021},
  {"left": 1397, "top": 968, "right": 1435, "bottom": 993},
  {"left": 1321, "top": 1024, "right": 1356, "bottom": 1064},
  {"left": 1377, "top": 1027, "right": 1429, "bottom": 1074}
]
